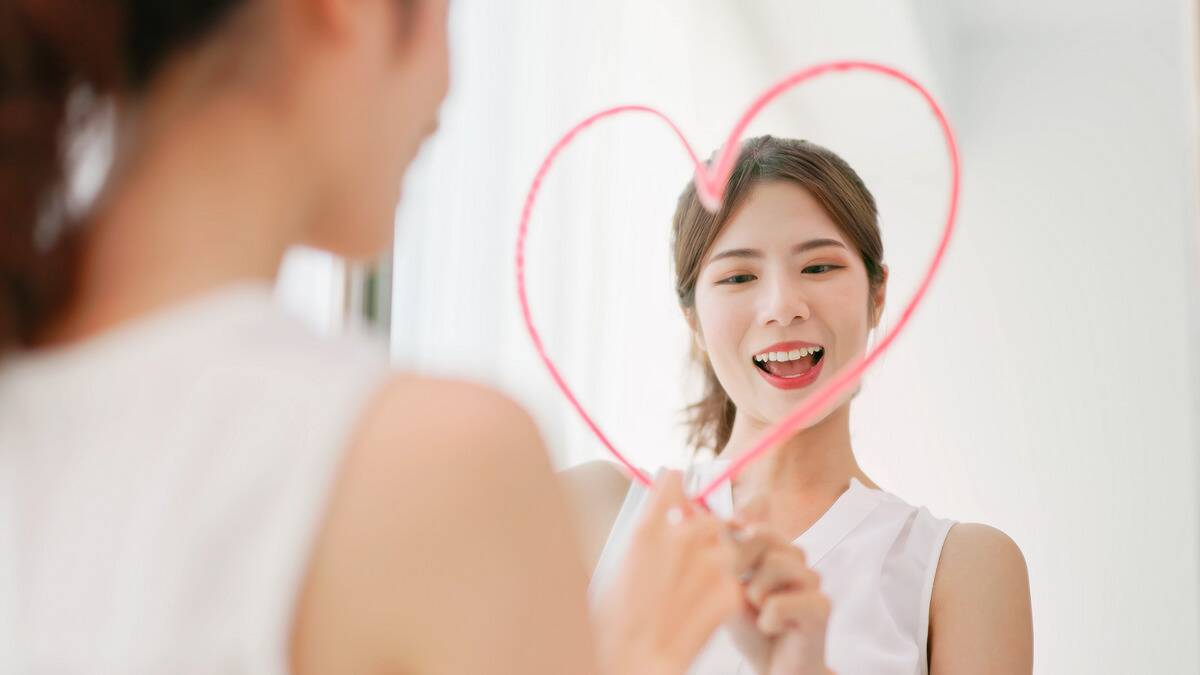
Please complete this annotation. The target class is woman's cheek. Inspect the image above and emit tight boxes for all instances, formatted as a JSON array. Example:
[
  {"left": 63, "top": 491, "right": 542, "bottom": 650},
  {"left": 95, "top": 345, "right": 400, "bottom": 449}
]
[
  {"left": 705, "top": 305, "right": 753, "bottom": 389},
  {"left": 699, "top": 300, "right": 745, "bottom": 356}
]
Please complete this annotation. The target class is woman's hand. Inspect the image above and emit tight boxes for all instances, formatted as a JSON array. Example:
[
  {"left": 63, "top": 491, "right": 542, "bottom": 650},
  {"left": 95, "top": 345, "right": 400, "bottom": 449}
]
[
  {"left": 594, "top": 471, "right": 743, "bottom": 675},
  {"left": 726, "top": 523, "right": 834, "bottom": 675}
]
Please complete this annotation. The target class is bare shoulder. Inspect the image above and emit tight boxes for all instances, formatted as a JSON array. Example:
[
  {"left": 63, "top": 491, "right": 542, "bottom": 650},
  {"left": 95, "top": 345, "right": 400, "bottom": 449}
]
[
  {"left": 364, "top": 373, "right": 538, "bottom": 443},
  {"left": 291, "top": 375, "right": 596, "bottom": 675},
  {"left": 929, "top": 523, "right": 1033, "bottom": 674},
  {"left": 936, "top": 523, "right": 1029, "bottom": 586},
  {"left": 334, "top": 374, "right": 552, "bottom": 506},
  {"left": 559, "top": 460, "right": 633, "bottom": 573}
]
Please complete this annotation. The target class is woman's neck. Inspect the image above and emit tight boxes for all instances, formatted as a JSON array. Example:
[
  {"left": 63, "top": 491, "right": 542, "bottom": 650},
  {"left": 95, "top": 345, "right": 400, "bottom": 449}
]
[
  {"left": 720, "top": 404, "right": 876, "bottom": 531},
  {"left": 43, "top": 93, "right": 306, "bottom": 346}
]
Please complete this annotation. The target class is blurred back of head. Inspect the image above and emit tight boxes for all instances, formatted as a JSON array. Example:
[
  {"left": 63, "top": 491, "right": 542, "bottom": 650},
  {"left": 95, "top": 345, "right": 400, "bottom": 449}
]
[{"left": 0, "top": 0, "right": 449, "bottom": 354}]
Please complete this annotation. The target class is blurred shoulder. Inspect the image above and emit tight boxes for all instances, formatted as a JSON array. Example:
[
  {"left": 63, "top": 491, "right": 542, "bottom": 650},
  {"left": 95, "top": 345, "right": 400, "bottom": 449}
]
[
  {"left": 357, "top": 374, "right": 541, "bottom": 459},
  {"left": 291, "top": 374, "right": 585, "bottom": 672}
]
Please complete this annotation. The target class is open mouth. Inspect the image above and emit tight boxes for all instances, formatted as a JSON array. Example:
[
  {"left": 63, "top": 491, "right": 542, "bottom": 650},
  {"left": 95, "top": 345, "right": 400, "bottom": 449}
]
[{"left": 752, "top": 345, "right": 825, "bottom": 379}]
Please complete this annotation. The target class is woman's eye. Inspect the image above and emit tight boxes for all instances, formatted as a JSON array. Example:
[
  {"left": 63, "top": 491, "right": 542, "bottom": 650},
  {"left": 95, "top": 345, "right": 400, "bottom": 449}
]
[
  {"left": 717, "top": 274, "right": 756, "bottom": 285},
  {"left": 803, "top": 264, "right": 845, "bottom": 274}
]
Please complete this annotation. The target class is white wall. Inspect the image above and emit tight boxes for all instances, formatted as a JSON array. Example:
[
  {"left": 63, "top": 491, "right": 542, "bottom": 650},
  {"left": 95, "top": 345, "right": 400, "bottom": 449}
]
[
  {"left": 390, "top": 1, "right": 1200, "bottom": 671},
  {"left": 897, "top": 3, "right": 1200, "bottom": 671}
]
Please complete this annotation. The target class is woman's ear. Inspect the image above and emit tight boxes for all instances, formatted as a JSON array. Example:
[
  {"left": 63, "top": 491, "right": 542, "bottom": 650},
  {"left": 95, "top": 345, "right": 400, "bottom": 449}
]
[
  {"left": 870, "top": 264, "right": 889, "bottom": 328},
  {"left": 297, "top": 0, "right": 359, "bottom": 41},
  {"left": 684, "top": 308, "right": 707, "bottom": 352}
]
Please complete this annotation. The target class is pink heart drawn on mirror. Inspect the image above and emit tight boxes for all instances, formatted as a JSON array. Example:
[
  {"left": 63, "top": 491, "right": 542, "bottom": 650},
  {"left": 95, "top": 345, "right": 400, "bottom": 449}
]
[{"left": 515, "top": 60, "right": 960, "bottom": 502}]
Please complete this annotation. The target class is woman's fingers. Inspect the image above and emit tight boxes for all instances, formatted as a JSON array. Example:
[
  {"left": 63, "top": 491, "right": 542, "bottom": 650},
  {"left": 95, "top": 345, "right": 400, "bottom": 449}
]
[
  {"left": 728, "top": 524, "right": 803, "bottom": 581},
  {"left": 643, "top": 470, "right": 691, "bottom": 524},
  {"left": 723, "top": 522, "right": 833, "bottom": 674},
  {"left": 677, "top": 548, "right": 744, "bottom": 648},
  {"left": 744, "top": 548, "right": 817, "bottom": 608},
  {"left": 756, "top": 588, "right": 832, "bottom": 636},
  {"left": 672, "top": 515, "right": 738, "bottom": 602},
  {"left": 679, "top": 510, "right": 727, "bottom": 550},
  {"left": 647, "top": 496, "right": 745, "bottom": 667},
  {"left": 634, "top": 471, "right": 697, "bottom": 552},
  {"left": 728, "top": 522, "right": 816, "bottom": 600}
]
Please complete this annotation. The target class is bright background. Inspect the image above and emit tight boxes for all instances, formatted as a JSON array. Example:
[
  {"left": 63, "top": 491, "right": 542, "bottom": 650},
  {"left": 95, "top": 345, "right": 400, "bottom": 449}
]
[{"left": 278, "top": 1, "right": 1200, "bottom": 672}]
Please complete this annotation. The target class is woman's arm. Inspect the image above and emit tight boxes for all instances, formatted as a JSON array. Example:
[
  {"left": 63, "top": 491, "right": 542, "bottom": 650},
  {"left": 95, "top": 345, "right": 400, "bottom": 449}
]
[
  {"left": 929, "top": 523, "right": 1033, "bottom": 675},
  {"left": 291, "top": 376, "right": 598, "bottom": 675}
]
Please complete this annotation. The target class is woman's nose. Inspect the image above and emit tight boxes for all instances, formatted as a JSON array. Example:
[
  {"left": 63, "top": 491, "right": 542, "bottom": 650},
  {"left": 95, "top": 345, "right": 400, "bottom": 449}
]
[{"left": 760, "top": 276, "right": 811, "bottom": 327}]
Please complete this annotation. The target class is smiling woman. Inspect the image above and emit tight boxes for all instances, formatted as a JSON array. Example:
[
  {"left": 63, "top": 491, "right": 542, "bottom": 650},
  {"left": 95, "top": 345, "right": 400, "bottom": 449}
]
[
  {"left": 673, "top": 136, "right": 886, "bottom": 455},
  {"left": 564, "top": 135, "right": 1032, "bottom": 675}
]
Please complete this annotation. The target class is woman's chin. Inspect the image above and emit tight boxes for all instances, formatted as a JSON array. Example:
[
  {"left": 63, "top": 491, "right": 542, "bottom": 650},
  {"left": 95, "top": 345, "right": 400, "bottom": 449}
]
[{"left": 756, "top": 395, "right": 841, "bottom": 432}]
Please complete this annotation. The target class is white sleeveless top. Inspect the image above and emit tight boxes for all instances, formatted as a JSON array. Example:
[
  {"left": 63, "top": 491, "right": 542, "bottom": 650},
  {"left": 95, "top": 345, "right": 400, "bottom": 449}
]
[
  {"left": 0, "top": 283, "right": 390, "bottom": 674},
  {"left": 590, "top": 461, "right": 956, "bottom": 675}
]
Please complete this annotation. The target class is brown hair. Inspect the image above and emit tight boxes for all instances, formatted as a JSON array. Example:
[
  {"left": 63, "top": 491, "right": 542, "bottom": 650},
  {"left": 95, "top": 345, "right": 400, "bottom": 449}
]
[
  {"left": 671, "top": 135, "right": 885, "bottom": 455},
  {"left": 0, "top": 0, "right": 247, "bottom": 353},
  {"left": 0, "top": 0, "right": 427, "bottom": 355}
]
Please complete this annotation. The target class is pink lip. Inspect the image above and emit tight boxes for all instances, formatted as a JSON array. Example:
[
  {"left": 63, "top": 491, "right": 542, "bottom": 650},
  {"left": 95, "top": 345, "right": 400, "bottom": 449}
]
[{"left": 753, "top": 341, "right": 825, "bottom": 391}]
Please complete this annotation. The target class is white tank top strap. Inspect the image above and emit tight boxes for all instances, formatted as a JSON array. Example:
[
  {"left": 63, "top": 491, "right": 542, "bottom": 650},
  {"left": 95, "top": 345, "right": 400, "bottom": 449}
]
[
  {"left": 913, "top": 504, "right": 955, "bottom": 674},
  {"left": 588, "top": 460, "right": 957, "bottom": 675}
]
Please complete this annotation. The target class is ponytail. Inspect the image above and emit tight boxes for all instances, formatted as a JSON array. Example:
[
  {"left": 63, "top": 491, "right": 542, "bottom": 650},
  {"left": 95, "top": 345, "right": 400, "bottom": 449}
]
[
  {"left": 0, "top": 0, "right": 245, "bottom": 352},
  {"left": 0, "top": 1, "right": 124, "bottom": 351}
]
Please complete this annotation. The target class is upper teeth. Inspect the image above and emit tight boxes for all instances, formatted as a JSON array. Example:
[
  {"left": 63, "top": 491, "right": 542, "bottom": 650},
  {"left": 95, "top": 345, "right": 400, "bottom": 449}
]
[{"left": 755, "top": 347, "right": 823, "bottom": 363}]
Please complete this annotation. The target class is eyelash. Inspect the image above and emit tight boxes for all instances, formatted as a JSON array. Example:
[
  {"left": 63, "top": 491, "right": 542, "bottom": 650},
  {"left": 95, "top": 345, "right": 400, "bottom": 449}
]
[
  {"left": 716, "top": 265, "right": 845, "bottom": 285},
  {"left": 803, "top": 264, "right": 845, "bottom": 274}
]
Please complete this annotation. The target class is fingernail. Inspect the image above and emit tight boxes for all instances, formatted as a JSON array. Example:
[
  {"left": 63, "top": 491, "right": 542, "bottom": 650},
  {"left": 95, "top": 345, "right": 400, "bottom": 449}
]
[{"left": 666, "top": 507, "right": 685, "bottom": 526}]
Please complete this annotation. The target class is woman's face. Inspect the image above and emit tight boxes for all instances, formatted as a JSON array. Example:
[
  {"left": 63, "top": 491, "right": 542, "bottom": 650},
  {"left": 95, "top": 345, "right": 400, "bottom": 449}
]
[
  {"left": 691, "top": 180, "right": 886, "bottom": 429},
  {"left": 304, "top": 0, "right": 450, "bottom": 258}
]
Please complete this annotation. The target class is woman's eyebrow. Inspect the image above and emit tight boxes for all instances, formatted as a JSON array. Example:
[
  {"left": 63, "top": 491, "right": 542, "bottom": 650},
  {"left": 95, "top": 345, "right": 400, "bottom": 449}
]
[
  {"left": 707, "top": 238, "right": 847, "bottom": 264},
  {"left": 793, "top": 238, "right": 847, "bottom": 255}
]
